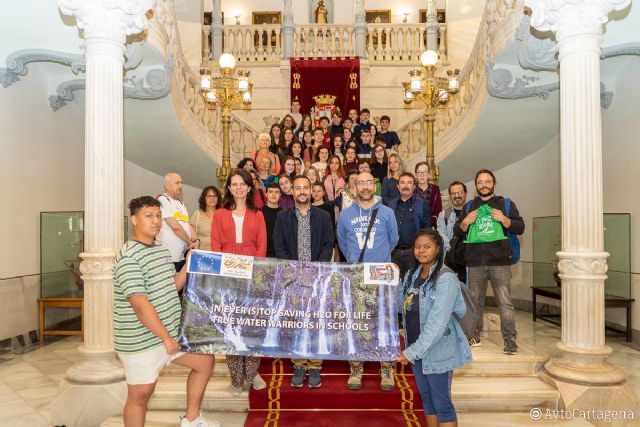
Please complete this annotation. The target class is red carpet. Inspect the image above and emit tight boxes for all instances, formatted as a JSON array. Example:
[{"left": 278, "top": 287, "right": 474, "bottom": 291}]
[{"left": 244, "top": 358, "right": 425, "bottom": 427}]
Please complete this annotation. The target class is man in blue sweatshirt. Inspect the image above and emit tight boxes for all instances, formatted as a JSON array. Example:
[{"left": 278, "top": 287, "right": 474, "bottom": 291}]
[{"left": 337, "top": 172, "right": 399, "bottom": 391}]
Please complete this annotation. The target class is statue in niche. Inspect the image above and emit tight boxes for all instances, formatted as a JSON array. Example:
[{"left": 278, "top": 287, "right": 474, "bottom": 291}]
[{"left": 314, "top": 0, "right": 328, "bottom": 24}]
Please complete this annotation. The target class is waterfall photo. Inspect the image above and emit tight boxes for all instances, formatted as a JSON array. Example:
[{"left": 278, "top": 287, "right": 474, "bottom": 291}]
[{"left": 178, "top": 251, "right": 400, "bottom": 361}]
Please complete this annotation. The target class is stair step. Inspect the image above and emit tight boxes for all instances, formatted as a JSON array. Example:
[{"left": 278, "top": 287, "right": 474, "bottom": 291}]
[
  {"left": 101, "top": 411, "right": 247, "bottom": 427},
  {"left": 457, "top": 332, "right": 549, "bottom": 377},
  {"left": 149, "top": 376, "right": 249, "bottom": 412},
  {"left": 102, "top": 410, "right": 591, "bottom": 427},
  {"left": 453, "top": 376, "right": 559, "bottom": 412}
]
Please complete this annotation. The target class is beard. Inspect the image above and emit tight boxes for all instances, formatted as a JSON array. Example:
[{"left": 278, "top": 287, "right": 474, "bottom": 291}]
[
  {"left": 477, "top": 186, "right": 494, "bottom": 197},
  {"left": 451, "top": 197, "right": 465, "bottom": 208}
]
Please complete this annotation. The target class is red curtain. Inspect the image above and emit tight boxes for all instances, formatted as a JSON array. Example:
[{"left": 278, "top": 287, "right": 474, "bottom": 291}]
[{"left": 290, "top": 58, "right": 360, "bottom": 116}]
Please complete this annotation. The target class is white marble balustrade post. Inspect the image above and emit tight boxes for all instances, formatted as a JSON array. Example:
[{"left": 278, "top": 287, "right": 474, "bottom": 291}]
[
  {"left": 354, "top": 0, "right": 367, "bottom": 58},
  {"left": 52, "top": 1, "right": 152, "bottom": 426},
  {"left": 211, "top": 0, "right": 223, "bottom": 61},
  {"left": 425, "top": 0, "right": 438, "bottom": 51},
  {"left": 526, "top": 0, "right": 638, "bottom": 415},
  {"left": 282, "top": 0, "right": 295, "bottom": 59}
]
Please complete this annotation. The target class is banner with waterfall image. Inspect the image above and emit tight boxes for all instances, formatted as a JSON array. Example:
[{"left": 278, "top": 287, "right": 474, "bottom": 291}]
[{"left": 178, "top": 250, "right": 400, "bottom": 361}]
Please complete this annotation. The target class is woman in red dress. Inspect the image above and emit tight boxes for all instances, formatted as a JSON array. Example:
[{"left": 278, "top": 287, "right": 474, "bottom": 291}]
[{"left": 211, "top": 168, "right": 267, "bottom": 395}]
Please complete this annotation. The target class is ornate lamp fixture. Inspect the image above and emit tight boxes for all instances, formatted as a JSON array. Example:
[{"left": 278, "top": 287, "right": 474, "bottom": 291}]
[
  {"left": 200, "top": 53, "right": 252, "bottom": 186},
  {"left": 402, "top": 50, "right": 459, "bottom": 184}
]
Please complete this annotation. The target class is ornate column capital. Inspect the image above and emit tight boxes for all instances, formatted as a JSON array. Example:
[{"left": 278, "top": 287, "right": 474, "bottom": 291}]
[
  {"left": 57, "top": 0, "right": 153, "bottom": 43},
  {"left": 525, "top": 0, "right": 631, "bottom": 40}
]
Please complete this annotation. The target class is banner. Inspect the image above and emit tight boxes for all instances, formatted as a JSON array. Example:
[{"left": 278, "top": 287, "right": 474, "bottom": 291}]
[
  {"left": 290, "top": 58, "right": 360, "bottom": 117},
  {"left": 178, "top": 250, "right": 400, "bottom": 361}
]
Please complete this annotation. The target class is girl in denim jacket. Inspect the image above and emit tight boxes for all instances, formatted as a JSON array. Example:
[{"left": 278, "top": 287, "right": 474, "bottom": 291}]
[{"left": 397, "top": 229, "right": 472, "bottom": 426}]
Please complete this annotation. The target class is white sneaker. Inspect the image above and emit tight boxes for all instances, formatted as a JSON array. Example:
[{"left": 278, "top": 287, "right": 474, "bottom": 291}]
[
  {"left": 227, "top": 384, "right": 242, "bottom": 395},
  {"left": 252, "top": 373, "right": 267, "bottom": 390},
  {"left": 180, "top": 412, "right": 221, "bottom": 427}
]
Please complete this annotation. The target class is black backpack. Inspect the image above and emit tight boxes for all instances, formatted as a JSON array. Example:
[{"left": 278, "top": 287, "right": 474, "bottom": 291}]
[{"left": 444, "top": 201, "right": 473, "bottom": 276}]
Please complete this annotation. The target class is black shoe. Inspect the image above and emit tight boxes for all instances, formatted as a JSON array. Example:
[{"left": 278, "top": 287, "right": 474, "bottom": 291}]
[
  {"left": 503, "top": 338, "right": 518, "bottom": 355},
  {"left": 307, "top": 368, "right": 322, "bottom": 388},
  {"left": 291, "top": 366, "right": 306, "bottom": 388}
]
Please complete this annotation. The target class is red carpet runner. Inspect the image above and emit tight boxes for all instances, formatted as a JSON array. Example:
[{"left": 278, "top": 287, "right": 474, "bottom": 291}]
[{"left": 244, "top": 358, "right": 425, "bottom": 427}]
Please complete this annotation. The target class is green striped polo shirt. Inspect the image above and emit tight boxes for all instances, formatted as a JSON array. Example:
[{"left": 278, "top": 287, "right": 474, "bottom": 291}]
[{"left": 113, "top": 240, "right": 182, "bottom": 353}]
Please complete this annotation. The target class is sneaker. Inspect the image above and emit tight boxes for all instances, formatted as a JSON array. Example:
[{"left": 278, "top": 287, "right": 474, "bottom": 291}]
[
  {"left": 503, "top": 338, "right": 518, "bottom": 355},
  {"left": 252, "top": 373, "right": 267, "bottom": 390},
  {"left": 307, "top": 368, "right": 322, "bottom": 388},
  {"left": 180, "top": 412, "right": 221, "bottom": 427},
  {"left": 380, "top": 366, "right": 395, "bottom": 391},
  {"left": 347, "top": 365, "right": 363, "bottom": 390},
  {"left": 291, "top": 366, "right": 306, "bottom": 388},
  {"left": 469, "top": 337, "right": 482, "bottom": 348},
  {"left": 227, "top": 384, "right": 242, "bottom": 395}
]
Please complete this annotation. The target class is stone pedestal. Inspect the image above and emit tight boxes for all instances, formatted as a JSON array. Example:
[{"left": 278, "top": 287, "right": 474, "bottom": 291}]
[
  {"left": 525, "top": 0, "right": 638, "bottom": 422},
  {"left": 51, "top": 1, "right": 152, "bottom": 426}
]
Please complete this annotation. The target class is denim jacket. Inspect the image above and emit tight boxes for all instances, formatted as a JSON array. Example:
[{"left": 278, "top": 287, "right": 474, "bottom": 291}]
[{"left": 397, "top": 265, "right": 472, "bottom": 374}]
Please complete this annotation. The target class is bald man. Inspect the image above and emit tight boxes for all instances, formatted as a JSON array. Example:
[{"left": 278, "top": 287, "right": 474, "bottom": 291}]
[{"left": 157, "top": 173, "right": 198, "bottom": 271}]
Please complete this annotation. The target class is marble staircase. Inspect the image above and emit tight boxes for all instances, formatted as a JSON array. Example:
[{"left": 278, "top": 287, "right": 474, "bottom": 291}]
[{"left": 102, "top": 329, "right": 571, "bottom": 426}]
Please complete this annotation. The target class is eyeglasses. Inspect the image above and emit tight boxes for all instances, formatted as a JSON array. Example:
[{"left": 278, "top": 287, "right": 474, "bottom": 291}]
[
  {"left": 449, "top": 191, "right": 465, "bottom": 196},
  {"left": 416, "top": 170, "right": 429, "bottom": 175},
  {"left": 356, "top": 180, "right": 375, "bottom": 186}
]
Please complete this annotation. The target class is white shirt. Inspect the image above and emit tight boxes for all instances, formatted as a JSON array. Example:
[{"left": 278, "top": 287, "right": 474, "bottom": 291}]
[
  {"left": 232, "top": 213, "right": 244, "bottom": 244},
  {"left": 157, "top": 194, "right": 191, "bottom": 262}
]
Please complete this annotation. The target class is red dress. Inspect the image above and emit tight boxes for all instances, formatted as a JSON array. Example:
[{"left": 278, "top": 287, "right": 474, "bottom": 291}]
[{"left": 210, "top": 208, "right": 267, "bottom": 257}]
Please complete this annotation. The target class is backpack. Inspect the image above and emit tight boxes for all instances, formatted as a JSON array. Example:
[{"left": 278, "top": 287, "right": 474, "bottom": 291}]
[
  {"left": 504, "top": 198, "right": 520, "bottom": 264},
  {"left": 437, "top": 268, "right": 476, "bottom": 340},
  {"left": 444, "top": 201, "right": 473, "bottom": 276},
  {"left": 443, "top": 207, "right": 453, "bottom": 226}
]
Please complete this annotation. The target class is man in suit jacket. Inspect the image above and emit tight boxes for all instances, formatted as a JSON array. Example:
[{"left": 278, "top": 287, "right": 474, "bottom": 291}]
[{"left": 273, "top": 175, "right": 334, "bottom": 389}]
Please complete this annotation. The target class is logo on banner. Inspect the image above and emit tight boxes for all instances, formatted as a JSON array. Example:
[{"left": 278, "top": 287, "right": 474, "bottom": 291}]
[
  {"left": 187, "top": 250, "right": 254, "bottom": 279},
  {"left": 364, "top": 263, "right": 399, "bottom": 286},
  {"left": 292, "top": 72, "right": 301, "bottom": 89}
]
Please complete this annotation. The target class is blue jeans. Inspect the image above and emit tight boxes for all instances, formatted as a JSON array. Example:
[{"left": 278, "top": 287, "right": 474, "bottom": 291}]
[{"left": 411, "top": 360, "right": 456, "bottom": 423}]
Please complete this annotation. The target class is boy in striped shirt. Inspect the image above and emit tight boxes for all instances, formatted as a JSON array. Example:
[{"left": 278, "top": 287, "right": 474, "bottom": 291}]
[{"left": 114, "top": 196, "right": 218, "bottom": 427}]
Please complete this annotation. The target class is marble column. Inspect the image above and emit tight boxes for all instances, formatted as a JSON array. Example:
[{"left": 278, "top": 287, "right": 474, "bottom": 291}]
[
  {"left": 354, "top": 0, "right": 367, "bottom": 58},
  {"left": 525, "top": 0, "right": 638, "bottom": 417},
  {"left": 51, "top": 1, "right": 152, "bottom": 426},
  {"left": 282, "top": 0, "right": 295, "bottom": 59},
  {"left": 211, "top": 0, "right": 223, "bottom": 60},
  {"left": 425, "top": 0, "right": 438, "bottom": 52}
]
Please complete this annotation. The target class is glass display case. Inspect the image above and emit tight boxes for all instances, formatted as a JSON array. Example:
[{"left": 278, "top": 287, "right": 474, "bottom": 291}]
[
  {"left": 532, "top": 213, "right": 631, "bottom": 298},
  {"left": 40, "top": 211, "right": 84, "bottom": 299},
  {"left": 40, "top": 212, "right": 129, "bottom": 299}
]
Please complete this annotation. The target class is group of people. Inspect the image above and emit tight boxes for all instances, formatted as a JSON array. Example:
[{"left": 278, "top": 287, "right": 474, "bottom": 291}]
[{"left": 113, "top": 103, "right": 524, "bottom": 427}]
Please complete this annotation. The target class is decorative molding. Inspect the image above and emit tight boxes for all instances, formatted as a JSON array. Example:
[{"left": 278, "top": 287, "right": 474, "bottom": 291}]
[
  {"left": 486, "top": 61, "right": 613, "bottom": 107},
  {"left": 486, "top": 59, "right": 559, "bottom": 99},
  {"left": 602, "top": 42, "right": 640, "bottom": 58},
  {"left": 123, "top": 57, "right": 173, "bottom": 100},
  {"left": 57, "top": 0, "right": 153, "bottom": 43},
  {"left": 600, "top": 82, "right": 614, "bottom": 109},
  {"left": 557, "top": 251, "right": 609, "bottom": 278},
  {"left": 525, "top": 0, "right": 631, "bottom": 40},
  {"left": 516, "top": 15, "right": 558, "bottom": 71},
  {"left": 49, "top": 79, "right": 86, "bottom": 111},
  {"left": 0, "top": 49, "right": 85, "bottom": 88}
]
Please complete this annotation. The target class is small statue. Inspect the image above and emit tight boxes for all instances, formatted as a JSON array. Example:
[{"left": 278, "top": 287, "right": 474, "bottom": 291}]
[{"left": 314, "top": 0, "right": 328, "bottom": 24}]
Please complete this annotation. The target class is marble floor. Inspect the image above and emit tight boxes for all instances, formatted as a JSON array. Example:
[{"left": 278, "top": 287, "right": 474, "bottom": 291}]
[{"left": 1, "top": 310, "right": 639, "bottom": 427}]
